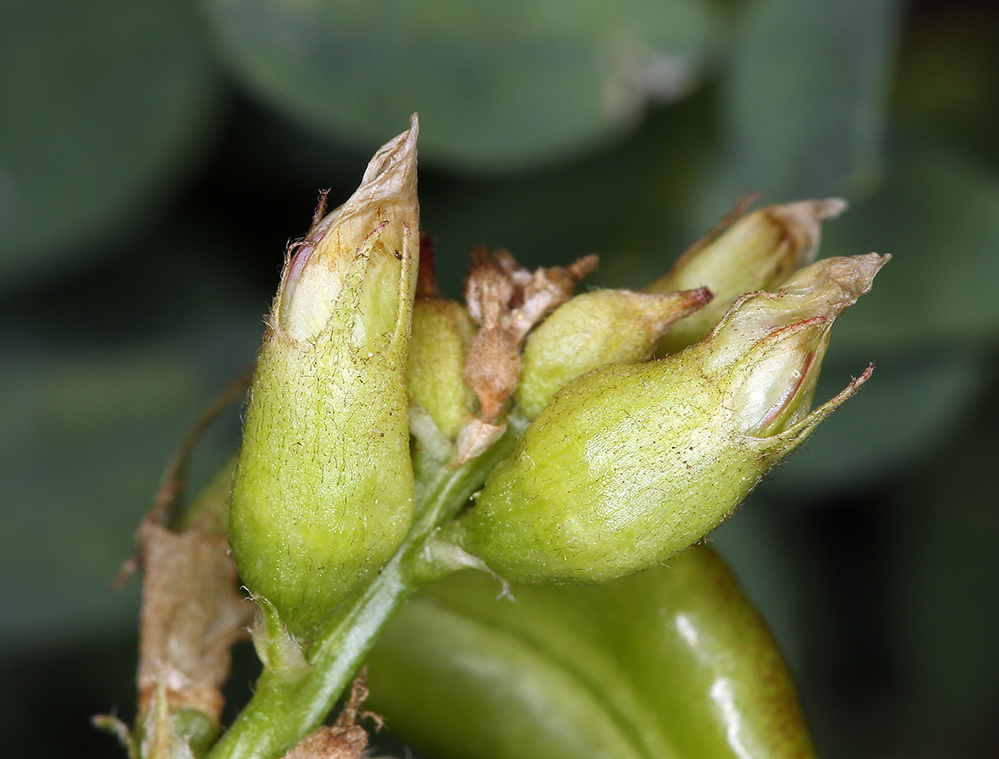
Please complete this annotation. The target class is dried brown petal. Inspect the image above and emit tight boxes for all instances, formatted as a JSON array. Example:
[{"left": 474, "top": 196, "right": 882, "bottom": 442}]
[
  {"left": 279, "top": 725, "right": 368, "bottom": 759},
  {"left": 464, "top": 327, "right": 521, "bottom": 424},
  {"left": 453, "top": 417, "right": 508, "bottom": 467},
  {"left": 461, "top": 248, "right": 598, "bottom": 429},
  {"left": 464, "top": 246, "right": 514, "bottom": 327}
]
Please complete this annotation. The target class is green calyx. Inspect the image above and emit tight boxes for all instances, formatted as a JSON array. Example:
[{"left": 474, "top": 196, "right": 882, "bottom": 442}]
[
  {"left": 229, "top": 117, "right": 420, "bottom": 641},
  {"left": 648, "top": 198, "right": 847, "bottom": 353},
  {"left": 408, "top": 297, "right": 477, "bottom": 439}
]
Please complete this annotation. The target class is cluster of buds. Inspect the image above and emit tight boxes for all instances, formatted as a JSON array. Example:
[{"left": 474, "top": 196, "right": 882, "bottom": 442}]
[
  {"left": 227, "top": 117, "right": 887, "bottom": 641},
  {"left": 446, "top": 254, "right": 885, "bottom": 582}
]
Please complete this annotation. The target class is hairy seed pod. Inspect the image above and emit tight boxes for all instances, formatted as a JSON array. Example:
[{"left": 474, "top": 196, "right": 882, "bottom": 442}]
[{"left": 229, "top": 117, "right": 420, "bottom": 639}]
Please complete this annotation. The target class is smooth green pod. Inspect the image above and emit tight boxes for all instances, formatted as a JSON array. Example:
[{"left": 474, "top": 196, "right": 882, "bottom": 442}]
[
  {"left": 365, "top": 544, "right": 818, "bottom": 759},
  {"left": 447, "top": 255, "right": 888, "bottom": 584},
  {"left": 229, "top": 118, "right": 420, "bottom": 639},
  {"left": 514, "top": 287, "right": 711, "bottom": 420}
]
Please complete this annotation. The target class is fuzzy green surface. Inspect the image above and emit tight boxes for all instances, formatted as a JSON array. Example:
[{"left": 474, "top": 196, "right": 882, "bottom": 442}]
[
  {"left": 449, "top": 352, "right": 796, "bottom": 583},
  {"left": 515, "top": 291, "right": 668, "bottom": 420},
  {"left": 230, "top": 328, "right": 414, "bottom": 639},
  {"left": 408, "top": 299, "right": 476, "bottom": 439}
]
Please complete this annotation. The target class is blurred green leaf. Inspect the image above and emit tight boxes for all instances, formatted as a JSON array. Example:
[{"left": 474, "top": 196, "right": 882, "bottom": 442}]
[
  {"left": 202, "top": 0, "right": 715, "bottom": 172},
  {"left": 422, "top": 106, "right": 676, "bottom": 296},
  {"left": 764, "top": 347, "right": 991, "bottom": 497},
  {"left": 824, "top": 138, "right": 999, "bottom": 348},
  {"left": 0, "top": 344, "right": 195, "bottom": 649},
  {"left": 710, "top": 0, "right": 901, "bottom": 209},
  {"left": 0, "top": 320, "right": 259, "bottom": 652},
  {"left": 0, "top": 0, "right": 224, "bottom": 293},
  {"left": 893, "top": 3, "right": 999, "bottom": 173},
  {"left": 890, "top": 415, "right": 999, "bottom": 749}
]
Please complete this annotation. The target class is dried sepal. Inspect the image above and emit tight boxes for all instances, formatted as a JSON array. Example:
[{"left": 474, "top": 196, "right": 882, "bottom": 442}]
[
  {"left": 137, "top": 520, "right": 252, "bottom": 722},
  {"left": 462, "top": 248, "right": 598, "bottom": 426},
  {"left": 134, "top": 460, "right": 254, "bottom": 732}
]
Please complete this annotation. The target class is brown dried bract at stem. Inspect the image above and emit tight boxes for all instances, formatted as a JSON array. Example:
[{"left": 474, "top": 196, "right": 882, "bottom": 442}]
[
  {"left": 280, "top": 670, "right": 382, "bottom": 759},
  {"left": 136, "top": 518, "right": 254, "bottom": 722},
  {"left": 116, "top": 372, "right": 256, "bottom": 725}
]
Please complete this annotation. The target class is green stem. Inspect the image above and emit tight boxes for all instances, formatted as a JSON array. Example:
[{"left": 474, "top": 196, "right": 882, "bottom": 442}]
[{"left": 205, "top": 420, "right": 524, "bottom": 759}]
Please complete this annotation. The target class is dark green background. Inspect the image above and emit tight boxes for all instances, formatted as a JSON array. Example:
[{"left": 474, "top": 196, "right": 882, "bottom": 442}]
[{"left": 2, "top": 0, "right": 997, "bottom": 757}]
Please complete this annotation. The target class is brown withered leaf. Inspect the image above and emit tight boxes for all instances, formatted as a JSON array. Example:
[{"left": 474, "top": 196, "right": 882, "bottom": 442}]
[
  {"left": 279, "top": 726, "right": 367, "bottom": 759},
  {"left": 464, "top": 327, "right": 521, "bottom": 424},
  {"left": 502, "top": 252, "right": 598, "bottom": 343},
  {"left": 136, "top": 518, "right": 254, "bottom": 722}
]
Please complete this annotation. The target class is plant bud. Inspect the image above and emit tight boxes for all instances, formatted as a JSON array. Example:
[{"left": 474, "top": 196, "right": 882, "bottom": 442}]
[
  {"left": 230, "top": 116, "right": 420, "bottom": 639},
  {"left": 647, "top": 199, "right": 846, "bottom": 352},
  {"left": 408, "top": 297, "right": 477, "bottom": 439},
  {"left": 446, "top": 254, "right": 888, "bottom": 584},
  {"left": 515, "top": 287, "right": 712, "bottom": 420}
]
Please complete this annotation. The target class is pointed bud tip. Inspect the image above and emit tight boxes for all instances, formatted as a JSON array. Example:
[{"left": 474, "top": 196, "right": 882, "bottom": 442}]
[
  {"left": 276, "top": 116, "right": 421, "bottom": 340},
  {"left": 793, "top": 361, "right": 875, "bottom": 437},
  {"left": 682, "top": 285, "right": 713, "bottom": 309},
  {"left": 642, "top": 286, "right": 713, "bottom": 335},
  {"left": 784, "top": 252, "right": 889, "bottom": 306},
  {"left": 764, "top": 197, "right": 848, "bottom": 267},
  {"left": 768, "top": 197, "right": 847, "bottom": 227},
  {"left": 356, "top": 113, "right": 419, "bottom": 207}
]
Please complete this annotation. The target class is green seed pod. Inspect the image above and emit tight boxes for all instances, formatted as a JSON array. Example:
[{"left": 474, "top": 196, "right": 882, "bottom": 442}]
[
  {"left": 408, "top": 297, "right": 477, "bottom": 439},
  {"left": 515, "top": 287, "right": 711, "bottom": 420},
  {"left": 229, "top": 117, "right": 420, "bottom": 639},
  {"left": 366, "top": 544, "right": 818, "bottom": 759},
  {"left": 446, "top": 254, "right": 888, "bottom": 584},
  {"left": 647, "top": 198, "right": 846, "bottom": 353}
]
